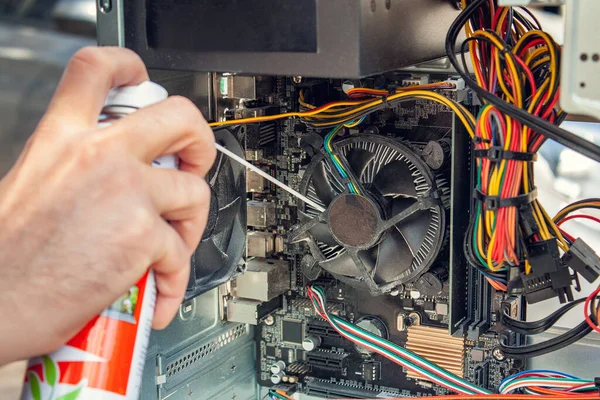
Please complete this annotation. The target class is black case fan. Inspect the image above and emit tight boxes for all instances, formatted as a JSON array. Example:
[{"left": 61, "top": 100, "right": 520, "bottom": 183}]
[
  {"left": 186, "top": 128, "right": 246, "bottom": 300},
  {"left": 290, "top": 135, "right": 447, "bottom": 295}
]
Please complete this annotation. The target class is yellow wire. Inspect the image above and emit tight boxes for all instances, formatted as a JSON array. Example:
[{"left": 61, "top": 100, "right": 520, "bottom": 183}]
[
  {"left": 209, "top": 98, "right": 371, "bottom": 127},
  {"left": 553, "top": 202, "right": 600, "bottom": 222}
]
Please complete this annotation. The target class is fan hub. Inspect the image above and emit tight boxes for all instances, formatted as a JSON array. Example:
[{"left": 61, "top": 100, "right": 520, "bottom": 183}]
[{"left": 327, "top": 194, "right": 380, "bottom": 248}]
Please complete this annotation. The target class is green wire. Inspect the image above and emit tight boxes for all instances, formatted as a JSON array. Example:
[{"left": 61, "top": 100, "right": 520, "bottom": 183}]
[
  {"left": 500, "top": 377, "right": 592, "bottom": 392},
  {"left": 312, "top": 289, "right": 481, "bottom": 394},
  {"left": 324, "top": 125, "right": 360, "bottom": 195},
  {"left": 311, "top": 286, "right": 488, "bottom": 395},
  {"left": 268, "top": 391, "right": 287, "bottom": 400}
]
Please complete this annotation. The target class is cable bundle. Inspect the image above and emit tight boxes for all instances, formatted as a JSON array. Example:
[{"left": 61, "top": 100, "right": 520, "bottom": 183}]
[
  {"left": 210, "top": 87, "right": 475, "bottom": 134},
  {"left": 268, "top": 390, "right": 293, "bottom": 400},
  {"left": 499, "top": 370, "right": 598, "bottom": 396},
  {"left": 306, "top": 285, "right": 489, "bottom": 395},
  {"left": 451, "top": 0, "right": 574, "bottom": 291}
]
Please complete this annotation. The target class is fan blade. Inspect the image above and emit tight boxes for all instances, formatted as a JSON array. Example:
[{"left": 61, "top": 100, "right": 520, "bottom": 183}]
[
  {"left": 201, "top": 190, "right": 219, "bottom": 240},
  {"left": 193, "top": 238, "right": 229, "bottom": 277},
  {"left": 207, "top": 152, "right": 225, "bottom": 186},
  {"left": 392, "top": 198, "right": 432, "bottom": 255},
  {"left": 374, "top": 228, "right": 414, "bottom": 284},
  {"left": 372, "top": 160, "right": 418, "bottom": 197},
  {"left": 321, "top": 251, "right": 361, "bottom": 277},
  {"left": 311, "top": 161, "right": 338, "bottom": 207},
  {"left": 213, "top": 197, "right": 242, "bottom": 235},
  {"left": 309, "top": 222, "right": 338, "bottom": 246},
  {"left": 345, "top": 148, "right": 375, "bottom": 182}
]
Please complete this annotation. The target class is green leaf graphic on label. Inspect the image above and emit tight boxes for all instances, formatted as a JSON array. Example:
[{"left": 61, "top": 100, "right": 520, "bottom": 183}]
[
  {"left": 42, "top": 355, "right": 58, "bottom": 387},
  {"left": 27, "top": 372, "right": 41, "bottom": 400},
  {"left": 56, "top": 386, "right": 83, "bottom": 400}
]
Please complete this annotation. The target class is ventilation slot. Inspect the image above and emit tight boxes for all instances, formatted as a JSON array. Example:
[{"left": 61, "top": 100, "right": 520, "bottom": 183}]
[{"left": 165, "top": 324, "right": 247, "bottom": 378}]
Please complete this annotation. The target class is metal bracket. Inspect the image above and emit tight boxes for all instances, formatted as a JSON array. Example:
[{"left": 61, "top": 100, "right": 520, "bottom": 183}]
[
  {"left": 498, "top": 0, "right": 563, "bottom": 5},
  {"left": 561, "top": 0, "right": 600, "bottom": 119}
]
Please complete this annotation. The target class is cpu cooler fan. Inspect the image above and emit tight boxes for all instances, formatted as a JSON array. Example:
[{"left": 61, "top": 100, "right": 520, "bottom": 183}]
[
  {"left": 186, "top": 128, "right": 246, "bottom": 299},
  {"left": 290, "top": 135, "right": 447, "bottom": 295}
]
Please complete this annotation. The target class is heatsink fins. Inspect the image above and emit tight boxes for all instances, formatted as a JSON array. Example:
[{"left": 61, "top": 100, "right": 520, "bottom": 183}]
[{"left": 405, "top": 324, "right": 465, "bottom": 382}]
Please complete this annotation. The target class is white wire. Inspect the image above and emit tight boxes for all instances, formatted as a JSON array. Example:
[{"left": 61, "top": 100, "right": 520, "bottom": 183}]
[{"left": 215, "top": 143, "right": 326, "bottom": 212}]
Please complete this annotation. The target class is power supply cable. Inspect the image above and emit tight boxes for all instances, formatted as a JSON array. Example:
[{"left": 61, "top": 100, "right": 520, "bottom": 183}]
[{"left": 446, "top": 0, "right": 600, "bottom": 163}]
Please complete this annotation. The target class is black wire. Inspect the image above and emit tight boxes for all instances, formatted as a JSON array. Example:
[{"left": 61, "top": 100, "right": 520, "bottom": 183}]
[
  {"left": 501, "top": 294, "right": 599, "bottom": 359},
  {"left": 517, "top": 7, "right": 542, "bottom": 31},
  {"left": 501, "top": 298, "right": 586, "bottom": 335},
  {"left": 445, "top": 0, "right": 600, "bottom": 164},
  {"left": 555, "top": 200, "right": 600, "bottom": 222},
  {"left": 500, "top": 319, "right": 592, "bottom": 359}
]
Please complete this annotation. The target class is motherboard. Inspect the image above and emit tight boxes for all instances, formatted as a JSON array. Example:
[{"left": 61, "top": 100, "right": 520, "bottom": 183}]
[{"left": 216, "top": 74, "right": 526, "bottom": 398}]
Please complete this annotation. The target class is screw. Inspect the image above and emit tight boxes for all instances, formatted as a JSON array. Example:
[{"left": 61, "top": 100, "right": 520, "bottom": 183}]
[
  {"left": 370, "top": 0, "right": 376, "bottom": 12},
  {"left": 264, "top": 315, "right": 275, "bottom": 326},
  {"left": 292, "top": 76, "right": 303, "bottom": 84},
  {"left": 385, "top": 0, "right": 391, "bottom": 10}
]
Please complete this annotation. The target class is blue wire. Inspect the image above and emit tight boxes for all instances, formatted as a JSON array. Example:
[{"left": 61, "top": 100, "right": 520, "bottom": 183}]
[
  {"left": 499, "top": 369, "right": 581, "bottom": 388},
  {"left": 478, "top": 269, "right": 508, "bottom": 284},
  {"left": 325, "top": 124, "right": 359, "bottom": 194}
]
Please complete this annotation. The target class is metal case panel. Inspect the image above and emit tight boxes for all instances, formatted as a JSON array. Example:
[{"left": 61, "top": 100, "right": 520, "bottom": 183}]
[{"left": 98, "top": 0, "right": 461, "bottom": 78}]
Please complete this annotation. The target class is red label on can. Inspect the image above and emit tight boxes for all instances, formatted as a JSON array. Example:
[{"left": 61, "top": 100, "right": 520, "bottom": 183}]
[{"left": 24, "top": 272, "right": 152, "bottom": 399}]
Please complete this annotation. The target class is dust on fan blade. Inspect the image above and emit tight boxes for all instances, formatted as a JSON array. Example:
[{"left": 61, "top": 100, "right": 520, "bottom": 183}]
[
  {"left": 372, "top": 159, "right": 418, "bottom": 197},
  {"left": 373, "top": 228, "right": 414, "bottom": 283},
  {"left": 392, "top": 197, "right": 433, "bottom": 255},
  {"left": 345, "top": 148, "right": 375, "bottom": 182},
  {"left": 309, "top": 220, "right": 339, "bottom": 247},
  {"left": 213, "top": 197, "right": 242, "bottom": 235},
  {"left": 194, "top": 238, "right": 229, "bottom": 277},
  {"left": 311, "top": 160, "right": 340, "bottom": 207},
  {"left": 320, "top": 251, "right": 364, "bottom": 277}
]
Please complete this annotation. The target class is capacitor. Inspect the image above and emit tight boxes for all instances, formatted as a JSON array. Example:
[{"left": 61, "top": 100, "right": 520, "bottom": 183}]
[
  {"left": 414, "top": 273, "right": 442, "bottom": 296},
  {"left": 288, "top": 376, "right": 299, "bottom": 384},
  {"left": 270, "top": 360, "right": 286, "bottom": 374},
  {"left": 302, "top": 335, "right": 322, "bottom": 351},
  {"left": 270, "top": 372, "right": 284, "bottom": 384},
  {"left": 415, "top": 266, "right": 448, "bottom": 297}
]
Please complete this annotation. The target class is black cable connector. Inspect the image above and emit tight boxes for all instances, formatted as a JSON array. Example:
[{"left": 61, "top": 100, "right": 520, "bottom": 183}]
[
  {"left": 518, "top": 204, "right": 540, "bottom": 239},
  {"left": 562, "top": 238, "right": 600, "bottom": 283},
  {"left": 522, "top": 240, "right": 574, "bottom": 304}
]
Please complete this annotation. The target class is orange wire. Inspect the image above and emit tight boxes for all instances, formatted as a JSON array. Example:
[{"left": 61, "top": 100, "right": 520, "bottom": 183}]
[
  {"left": 358, "top": 395, "right": 600, "bottom": 400},
  {"left": 275, "top": 391, "right": 294, "bottom": 400}
]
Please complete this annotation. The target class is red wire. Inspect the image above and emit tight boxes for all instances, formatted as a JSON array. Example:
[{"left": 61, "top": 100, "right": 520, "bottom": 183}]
[
  {"left": 516, "top": 38, "right": 546, "bottom": 57},
  {"left": 513, "top": 55, "right": 537, "bottom": 97},
  {"left": 583, "top": 286, "right": 600, "bottom": 333},
  {"left": 356, "top": 394, "right": 600, "bottom": 400},
  {"left": 559, "top": 228, "right": 576, "bottom": 243},
  {"left": 557, "top": 214, "right": 600, "bottom": 228},
  {"left": 307, "top": 287, "right": 482, "bottom": 394}
]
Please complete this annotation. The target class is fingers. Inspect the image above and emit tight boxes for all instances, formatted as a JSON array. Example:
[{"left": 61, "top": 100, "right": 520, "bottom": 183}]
[
  {"left": 151, "top": 218, "right": 192, "bottom": 330},
  {"left": 143, "top": 166, "right": 210, "bottom": 250},
  {"left": 41, "top": 47, "right": 149, "bottom": 133},
  {"left": 107, "top": 96, "right": 217, "bottom": 177}
]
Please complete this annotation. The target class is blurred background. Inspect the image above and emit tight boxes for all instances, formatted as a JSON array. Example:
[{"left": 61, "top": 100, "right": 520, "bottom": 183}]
[{"left": 0, "top": 2, "right": 598, "bottom": 398}]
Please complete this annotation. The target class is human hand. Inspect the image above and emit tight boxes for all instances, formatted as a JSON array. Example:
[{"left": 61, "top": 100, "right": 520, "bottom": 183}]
[{"left": 0, "top": 47, "right": 216, "bottom": 364}]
